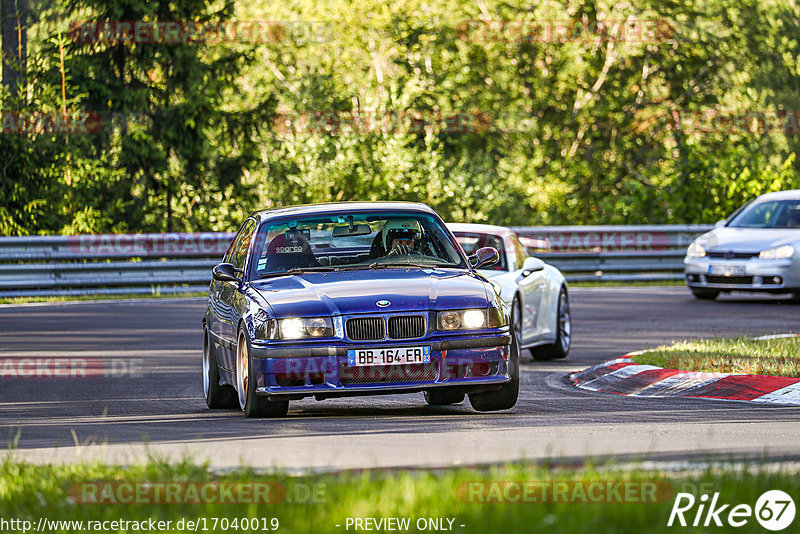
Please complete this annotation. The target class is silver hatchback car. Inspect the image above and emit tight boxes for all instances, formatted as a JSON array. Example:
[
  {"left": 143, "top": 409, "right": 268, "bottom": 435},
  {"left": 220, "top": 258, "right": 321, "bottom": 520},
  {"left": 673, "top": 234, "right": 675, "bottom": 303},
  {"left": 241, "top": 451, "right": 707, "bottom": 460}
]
[{"left": 684, "top": 190, "right": 800, "bottom": 300}]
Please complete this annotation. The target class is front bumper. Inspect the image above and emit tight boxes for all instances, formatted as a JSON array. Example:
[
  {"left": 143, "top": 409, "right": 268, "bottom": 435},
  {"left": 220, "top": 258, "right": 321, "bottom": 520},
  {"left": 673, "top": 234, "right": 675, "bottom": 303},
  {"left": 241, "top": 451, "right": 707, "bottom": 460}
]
[
  {"left": 250, "top": 334, "right": 512, "bottom": 400},
  {"left": 684, "top": 256, "right": 800, "bottom": 292}
]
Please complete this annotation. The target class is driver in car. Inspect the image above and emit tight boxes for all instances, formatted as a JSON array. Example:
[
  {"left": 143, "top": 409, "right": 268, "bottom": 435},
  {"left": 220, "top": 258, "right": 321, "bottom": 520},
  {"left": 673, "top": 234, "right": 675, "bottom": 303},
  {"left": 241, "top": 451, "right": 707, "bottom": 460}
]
[
  {"left": 383, "top": 219, "right": 422, "bottom": 256},
  {"left": 786, "top": 207, "right": 800, "bottom": 228}
]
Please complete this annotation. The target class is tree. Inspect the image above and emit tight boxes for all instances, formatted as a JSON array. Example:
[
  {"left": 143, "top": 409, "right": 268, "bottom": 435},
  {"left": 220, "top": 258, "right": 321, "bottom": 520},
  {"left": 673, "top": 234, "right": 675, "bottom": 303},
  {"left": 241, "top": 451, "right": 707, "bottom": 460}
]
[
  {"left": 1, "top": 0, "right": 27, "bottom": 100},
  {"left": 45, "top": 0, "right": 276, "bottom": 232}
]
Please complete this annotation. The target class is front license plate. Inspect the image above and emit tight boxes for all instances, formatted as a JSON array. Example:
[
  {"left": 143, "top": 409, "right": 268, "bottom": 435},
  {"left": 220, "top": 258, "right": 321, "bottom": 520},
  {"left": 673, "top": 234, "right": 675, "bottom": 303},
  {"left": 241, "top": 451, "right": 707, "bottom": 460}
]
[
  {"left": 708, "top": 264, "right": 747, "bottom": 276},
  {"left": 347, "top": 346, "right": 431, "bottom": 367}
]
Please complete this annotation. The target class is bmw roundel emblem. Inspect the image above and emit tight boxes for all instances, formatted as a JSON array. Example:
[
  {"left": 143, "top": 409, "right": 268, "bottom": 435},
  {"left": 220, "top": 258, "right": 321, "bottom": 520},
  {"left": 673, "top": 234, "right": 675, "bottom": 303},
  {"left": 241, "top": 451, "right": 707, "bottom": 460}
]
[{"left": 376, "top": 300, "right": 391, "bottom": 307}]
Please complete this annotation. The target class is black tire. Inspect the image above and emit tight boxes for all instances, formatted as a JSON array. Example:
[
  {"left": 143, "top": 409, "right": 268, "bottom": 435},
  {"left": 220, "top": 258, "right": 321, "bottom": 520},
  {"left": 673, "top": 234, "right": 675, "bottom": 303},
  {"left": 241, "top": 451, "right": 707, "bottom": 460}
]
[
  {"left": 203, "top": 328, "right": 238, "bottom": 409},
  {"left": 424, "top": 388, "right": 465, "bottom": 405},
  {"left": 468, "top": 310, "right": 520, "bottom": 412},
  {"left": 531, "top": 287, "right": 571, "bottom": 361},
  {"left": 236, "top": 328, "right": 289, "bottom": 418},
  {"left": 691, "top": 288, "right": 720, "bottom": 300},
  {"left": 509, "top": 296, "right": 522, "bottom": 357}
]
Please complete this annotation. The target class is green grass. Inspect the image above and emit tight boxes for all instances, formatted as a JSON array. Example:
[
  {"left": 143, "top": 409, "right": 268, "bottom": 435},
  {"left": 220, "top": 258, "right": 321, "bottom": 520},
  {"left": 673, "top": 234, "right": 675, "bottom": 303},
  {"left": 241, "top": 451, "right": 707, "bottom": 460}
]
[
  {"left": 633, "top": 335, "right": 800, "bottom": 377},
  {"left": 0, "top": 292, "right": 207, "bottom": 305},
  {"left": 1, "top": 456, "right": 799, "bottom": 533}
]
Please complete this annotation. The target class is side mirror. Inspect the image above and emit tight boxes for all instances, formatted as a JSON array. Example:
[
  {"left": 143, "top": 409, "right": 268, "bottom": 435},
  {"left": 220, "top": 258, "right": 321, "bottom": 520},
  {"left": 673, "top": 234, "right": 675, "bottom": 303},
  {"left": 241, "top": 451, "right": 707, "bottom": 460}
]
[
  {"left": 714, "top": 220, "right": 726, "bottom": 228},
  {"left": 212, "top": 263, "right": 242, "bottom": 283},
  {"left": 521, "top": 257, "right": 545, "bottom": 276},
  {"left": 470, "top": 247, "right": 500, "bottom": 269}
]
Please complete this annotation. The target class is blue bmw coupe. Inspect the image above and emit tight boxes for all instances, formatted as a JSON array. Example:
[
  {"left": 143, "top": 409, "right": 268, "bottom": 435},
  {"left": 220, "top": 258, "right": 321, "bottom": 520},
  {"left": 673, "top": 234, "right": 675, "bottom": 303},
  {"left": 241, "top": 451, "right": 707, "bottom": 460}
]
[{"left": 203, "top": 202, "right": 517, "bottom": 417}]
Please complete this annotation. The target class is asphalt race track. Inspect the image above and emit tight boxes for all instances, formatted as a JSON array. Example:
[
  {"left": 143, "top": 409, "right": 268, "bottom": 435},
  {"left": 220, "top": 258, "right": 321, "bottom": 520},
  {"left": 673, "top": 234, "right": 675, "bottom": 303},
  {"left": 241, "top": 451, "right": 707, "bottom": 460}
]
[{"left": 1, "top": 287, "right": 799, "bottom": 471}]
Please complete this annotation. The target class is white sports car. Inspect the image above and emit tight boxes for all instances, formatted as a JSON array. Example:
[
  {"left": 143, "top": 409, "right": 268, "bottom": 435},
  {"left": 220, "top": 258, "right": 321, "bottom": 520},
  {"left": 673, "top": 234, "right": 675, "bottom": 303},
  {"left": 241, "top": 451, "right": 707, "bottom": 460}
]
[{"left": 447, "top": 223, "right": 571, "bottom": 360}]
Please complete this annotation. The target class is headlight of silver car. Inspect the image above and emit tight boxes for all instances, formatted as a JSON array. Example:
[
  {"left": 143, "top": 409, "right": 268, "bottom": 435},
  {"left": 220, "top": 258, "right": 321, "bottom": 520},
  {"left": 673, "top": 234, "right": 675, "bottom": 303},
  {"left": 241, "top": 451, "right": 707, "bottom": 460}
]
[
  {"left": 437, "top": 308, "right": 506, "bottom": 331},
  {"left": 686, "top": 241, "right": 706, "bottom": 258},
  {"left": 278, "top": 317, "right": 334, "bottom": 339},
  {"left": 759, "top": 245, "right": 795, "bottom": 260}
]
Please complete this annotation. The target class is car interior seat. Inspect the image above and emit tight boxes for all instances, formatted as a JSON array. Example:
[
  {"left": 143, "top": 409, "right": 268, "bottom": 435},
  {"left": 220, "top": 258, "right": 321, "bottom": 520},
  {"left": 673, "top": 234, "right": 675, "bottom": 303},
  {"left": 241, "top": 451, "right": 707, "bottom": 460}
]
[{"left": 265, "top": 231, "right": 320, "bottom": 271}]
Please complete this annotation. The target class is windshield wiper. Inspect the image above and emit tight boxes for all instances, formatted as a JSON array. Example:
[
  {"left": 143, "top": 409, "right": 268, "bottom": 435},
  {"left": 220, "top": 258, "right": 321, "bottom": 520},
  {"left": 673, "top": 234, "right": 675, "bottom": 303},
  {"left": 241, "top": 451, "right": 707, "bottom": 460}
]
[
  {"left": 369, "top": 261, "right": 430, "bottom": 269},
  {"left": 286, "top": 266, "right": 338, "bottom": 274},
  {"left": 258, "top": 266, "right": 337, "bottom": 279}
]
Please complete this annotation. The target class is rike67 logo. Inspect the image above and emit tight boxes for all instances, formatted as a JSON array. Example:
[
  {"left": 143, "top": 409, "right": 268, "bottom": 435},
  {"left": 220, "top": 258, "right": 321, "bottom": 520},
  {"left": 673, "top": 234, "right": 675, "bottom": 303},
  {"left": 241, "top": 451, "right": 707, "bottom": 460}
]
[{"left": 668, "top": 490, "right": 796, "bottom": 531}]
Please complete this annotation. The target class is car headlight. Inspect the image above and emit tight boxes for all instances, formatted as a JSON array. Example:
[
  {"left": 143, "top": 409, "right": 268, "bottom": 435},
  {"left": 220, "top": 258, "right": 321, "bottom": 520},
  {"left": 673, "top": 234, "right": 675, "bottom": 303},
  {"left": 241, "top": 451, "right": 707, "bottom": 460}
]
[
  {"left": 278, "top": 317, "right": 334, "bottom": 339},
  {"left": 686, "top": 241, "right": 706, "bottom": 258},
  {"left": 253, "top": 310, "right": 277, "bottom": 340},
  {"left": 759, "top": 245, "right": 795, "bottom": 260},
  {"left": 437, "top": 308, "right": 506, "bottom": 331}
]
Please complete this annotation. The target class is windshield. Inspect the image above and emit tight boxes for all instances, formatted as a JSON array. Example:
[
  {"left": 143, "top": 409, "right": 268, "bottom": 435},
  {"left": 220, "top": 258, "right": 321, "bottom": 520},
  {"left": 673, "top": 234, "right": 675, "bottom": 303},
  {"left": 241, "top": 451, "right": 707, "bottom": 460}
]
[
  {"left": 452, "top": 232, "right": 507, "bottom": 271},
  {"left": 727, "top": 199, "right": 800, "bottom": 229},
  {"left": 248, "top": 211, "right": 466, "bottom": 278}
]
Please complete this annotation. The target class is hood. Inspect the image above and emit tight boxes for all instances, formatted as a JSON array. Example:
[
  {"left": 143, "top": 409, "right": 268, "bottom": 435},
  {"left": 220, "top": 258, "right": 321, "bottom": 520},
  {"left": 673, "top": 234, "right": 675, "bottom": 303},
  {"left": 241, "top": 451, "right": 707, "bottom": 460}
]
[
  {"left": 698, "top": 227, "right": 800, "bottom": 253},
  {"left": 250, "top": 268, "right": 491, "bottom": 318}
]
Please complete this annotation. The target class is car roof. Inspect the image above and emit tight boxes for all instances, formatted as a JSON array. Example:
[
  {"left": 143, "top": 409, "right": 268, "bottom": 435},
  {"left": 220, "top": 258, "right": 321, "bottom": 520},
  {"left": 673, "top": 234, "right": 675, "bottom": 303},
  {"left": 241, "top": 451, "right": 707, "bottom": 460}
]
[
  {"left": 446, "top": 222, "right": 514, "bottom": 236},
  {"left": 250, "top": 201, "right": 436, "bottom": 222},
  {"left": 755, "top": 190, "right": 800, "bottom": 201}
]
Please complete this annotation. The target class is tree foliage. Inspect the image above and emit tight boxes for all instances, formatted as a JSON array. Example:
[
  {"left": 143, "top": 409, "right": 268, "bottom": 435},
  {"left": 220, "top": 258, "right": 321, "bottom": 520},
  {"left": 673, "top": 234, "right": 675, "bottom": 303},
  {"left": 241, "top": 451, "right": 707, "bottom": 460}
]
[{"left": 2, "top": 0, "right": 800, "bottom": 234}]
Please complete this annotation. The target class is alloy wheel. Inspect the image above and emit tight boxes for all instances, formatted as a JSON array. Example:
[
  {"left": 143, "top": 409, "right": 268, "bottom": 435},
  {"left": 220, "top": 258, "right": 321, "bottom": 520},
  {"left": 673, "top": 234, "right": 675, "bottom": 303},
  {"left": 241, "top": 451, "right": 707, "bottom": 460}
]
[
  {"left": 236, "top": 333, "right": 249, "bottom": 410},
  {"left": 202, "top": 331, "right": 211, "bottom": 398},
  {"left": 559, "top": 292, "right": 571, "bottom": 353}
]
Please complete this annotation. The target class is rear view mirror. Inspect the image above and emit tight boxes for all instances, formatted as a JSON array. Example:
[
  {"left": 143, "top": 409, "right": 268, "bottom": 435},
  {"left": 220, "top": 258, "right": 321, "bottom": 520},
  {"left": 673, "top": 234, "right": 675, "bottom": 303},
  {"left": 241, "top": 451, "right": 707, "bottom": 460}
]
[
  {"left": 714, "top": 220, "right": 726, "bottom": 228},
  {"left": 332, "top": 224, "right": 372, "bottom": 237}
]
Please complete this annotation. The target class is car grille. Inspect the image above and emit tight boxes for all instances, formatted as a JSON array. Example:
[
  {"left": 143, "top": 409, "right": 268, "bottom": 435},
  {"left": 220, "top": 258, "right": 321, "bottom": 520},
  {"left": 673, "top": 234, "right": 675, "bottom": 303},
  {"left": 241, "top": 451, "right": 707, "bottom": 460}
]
[
  {"left": 706, "top": 251, "right": 759, "bottom": 259},
  {"left": 388, "top": 315, "right": 426, "bottom": 339},
  {"left": 345, "top": 317, "right": 385, "bottom": 341},
  {"left": 706, "top": 275, "right": 754, "bottom": 285},
  {"left": 339, "top": 362, "right": 438, "bottom": 385}
]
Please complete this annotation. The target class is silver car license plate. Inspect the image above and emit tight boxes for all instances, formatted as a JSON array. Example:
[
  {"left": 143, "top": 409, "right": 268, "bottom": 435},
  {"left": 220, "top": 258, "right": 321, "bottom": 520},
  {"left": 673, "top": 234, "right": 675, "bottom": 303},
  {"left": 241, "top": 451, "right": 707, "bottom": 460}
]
[{"left": 708, "top": 264, "right": 747, "bottom": 276}]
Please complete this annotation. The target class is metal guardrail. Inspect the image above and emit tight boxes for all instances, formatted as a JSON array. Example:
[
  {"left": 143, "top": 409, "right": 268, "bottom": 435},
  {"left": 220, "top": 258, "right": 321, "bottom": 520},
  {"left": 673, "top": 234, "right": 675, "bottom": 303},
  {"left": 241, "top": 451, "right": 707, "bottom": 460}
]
[
  {"left": 512, "top": 225, "right": 712, "bottom": 282},
  {"left": 0, "top": 233, "right": 234, "bottom": 298},
  {"left": 0, "top": 226, "right": 713, "bottom": 297}
]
